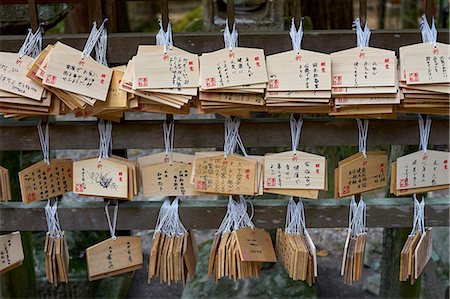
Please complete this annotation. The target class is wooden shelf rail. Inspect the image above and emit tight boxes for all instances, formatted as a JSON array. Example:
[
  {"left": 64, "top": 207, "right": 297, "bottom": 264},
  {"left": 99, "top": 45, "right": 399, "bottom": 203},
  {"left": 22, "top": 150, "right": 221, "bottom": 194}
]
[
  {"left": 0, "top": 198, "right": 448, "bottom": 231},
  {"left": 0, "top": 118, "right": 449, "bottom": 150}
]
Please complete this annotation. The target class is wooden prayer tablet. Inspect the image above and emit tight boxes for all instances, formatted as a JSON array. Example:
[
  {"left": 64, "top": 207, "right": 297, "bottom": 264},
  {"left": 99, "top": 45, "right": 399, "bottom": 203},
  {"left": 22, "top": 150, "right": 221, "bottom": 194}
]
[
  {"left": 141, "top": 161, "right": 197, "bottom": 197},
  {"left": 86, "top": 236, "right": 143, "bottom": 281},
  {"left": 331, "top": 47, "right": 397, "bottom": 88},
  {"left": 193, "top": 154, "right": 257, "bottom": 195},
  {"left": 0, "top": 165, "right": 12, "bottom": 202},
  {"left": 109, "top": 155, "right": 138, "bottom": 200},
  {"left": 0, "top": 232, "right": 24, "bottom": 275},
  {"left": 396, "top": 150, "right": 450, "bottom": 190},
  {"left": 0, "top": 52, "right": 45, "bottom": 100},
  {"left": 19, "top": 159, "right": 73, "bottom": 204},
  {"left": 336, "top": 152, "right": 388, "bottom": 197},
  {"left": 44, "top": 233, "right": 70, "bottom": 285},
  {"left": 42, "top": 51, "right": 113, "bottom": 101},
  {"left": 200, "top": 47, "right": 268, "bottom": 89},
  {"left": 266, "top": 50, "right": 331, "bottom": 91},
  {"left": 264, "top": 150, "right": 327, "bottom": 190},
  {"left": 73, "top": 157, "right": 128, "bottom": 199},
  {"left": 414, "top": 228, "right": 432, "bottom": 280},
  {"left": 234, "top": 227, "right": 277, "bottom": 263}
]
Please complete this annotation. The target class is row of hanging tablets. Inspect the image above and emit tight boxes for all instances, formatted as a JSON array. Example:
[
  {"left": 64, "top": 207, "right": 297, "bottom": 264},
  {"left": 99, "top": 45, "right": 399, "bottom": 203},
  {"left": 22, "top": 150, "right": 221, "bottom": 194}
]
[
  {"left": 0, "top": 15, "right": 448, "bottom": 120},
  {"left": 0, "top": 194, "right": 432, "bottom": 287}
]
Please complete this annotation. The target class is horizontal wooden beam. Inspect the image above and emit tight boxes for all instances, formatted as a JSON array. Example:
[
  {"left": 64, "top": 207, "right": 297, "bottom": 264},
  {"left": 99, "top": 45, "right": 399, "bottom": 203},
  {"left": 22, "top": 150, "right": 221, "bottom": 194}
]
[
  {"left": 1, "top": 30, "right": 448, "bottom": 65},
  {"left": 0, "top": 118, "right": 448, "bottom": 151},
  {"left": 0, "top": 198, "right": 448, "bottom": 231}
]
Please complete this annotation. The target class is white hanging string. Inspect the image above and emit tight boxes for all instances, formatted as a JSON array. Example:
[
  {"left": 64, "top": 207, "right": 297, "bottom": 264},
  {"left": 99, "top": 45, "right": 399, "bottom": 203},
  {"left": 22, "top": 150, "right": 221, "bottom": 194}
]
[
  {"left": 285, "top": 197, "right": 307, "bottom": 235},
  {"left": 81, "top": 19, "right": 108, "bottom": 60},
  {"left": 411, "top": 194, "right": 426, "bottom": 235},
  {"left": 98, "top": 119, "right": 113, "bottom": 161},
  {"left": 155, "top": 199, "right": 171, "bottom": 235},
  {"left": 154, "top": 197, "right": 187, "bottom": 236},
  {"left": 223, "top": 19, "right": 238, "bottom": 51},
  {"left": 223, "top": 117, "right": 240, "bottom": 157},
  {"left": 420, "top": 14, "right": 437, "bottom": 46},
  {"left": 289, "top": 18, "right": 303, "bottom": 54},
  {"left": 356, "top": 119, "right": 369, "bottom": 158},
  {"left": 418, "top": 114, "right": 432, "bottom": 154},
  {"left": 94, "top": 25, "right": 108, "bottom": 66},
  {"left": 352, "top": 17, "right": 371, "bottom": 50},
  {"left": 290, "top": 114, "right": 303, "bottom": 155},
  {"left": 156, "top": 19, "right": 173, "bottom": 53},
  {"left": 37, "top": 121, "right": 50, "bottom": 165},
  {"left": 163, "top": 120, "right": 175, "bottom": 164},
  {"left": 18, "top": 27, "right": 43, "bottom": 58},
  {"left": 105, "top": 200, "right": 118, "bottom": 240},
  {"left": 217, "top": 195, "right": 254, "bottom": 235},
  {"left": 45, "top": 199, "right": 61, "bottom": 238}
]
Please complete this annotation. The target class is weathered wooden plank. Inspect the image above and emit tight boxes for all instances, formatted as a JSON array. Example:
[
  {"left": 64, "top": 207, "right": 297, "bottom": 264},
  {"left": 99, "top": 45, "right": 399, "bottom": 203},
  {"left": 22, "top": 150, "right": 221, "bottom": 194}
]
[
  {"left": 1, "top": 31, "right": 448, "bottom": 65},
  {"left": 0, "top": 198, "right": 448, "bottom": 231},
  {"left": 0, "top": 118, "right": 448, "bottom": 150}
]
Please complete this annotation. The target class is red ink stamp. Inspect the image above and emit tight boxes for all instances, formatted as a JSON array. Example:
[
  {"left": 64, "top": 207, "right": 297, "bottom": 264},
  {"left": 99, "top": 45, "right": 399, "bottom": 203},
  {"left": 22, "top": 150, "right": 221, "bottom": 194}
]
[
  {"left": 27, "top": 193, "right": 36, "bottom": 202},
  {"left": 206, "top": 77, "right": 216, "bottom": 87},
  {"left": 197, "top": 180, "right": 206, "bottom": 190},
  {"left": 332, "top": 75, "right": 342, "bottom": 85},
  {"left": 409, "top": 72, "right": 419, "bottom": 82},
  {"left": 343, "top": 185, "right": 350, "bottom": 195},
  {"left": 268, "top": 79, "right": 279, "bottom": 89},
  {"left": 138, "top": 77, "right": 149, "bottom": 87},
  {"left": 400, "top": 178, "right": 408, "bottom": 188},
  {"left": 45, "top": 74, "right": 56, "bottom": 84},
  {"left": 75, "top": 184, "right": 84, "bottom": 192},
  {"left": 266, "top": 177, "right": 276, "bottom": 187}
]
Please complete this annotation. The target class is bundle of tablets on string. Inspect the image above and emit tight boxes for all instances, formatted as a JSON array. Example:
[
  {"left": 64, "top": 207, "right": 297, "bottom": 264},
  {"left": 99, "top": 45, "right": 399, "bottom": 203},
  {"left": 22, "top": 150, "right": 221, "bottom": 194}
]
[
  {"left": 0, "top": 164, "right": 12, "bottom": 201},
  {"left": 263, "top": 114, "right": 327, "bottom": 199},
  {"left": 120, "top": 20, "right": 198, "bottom": 115},
  {"left": 391, "top": 115, "right": 450, "bottom": 196},
  {"left": 330, "top": 18, "right": 399, "bottom": 118},
  {"left": 341, "top": 196, "right": 367, "bottom": 285},
  {"left": 399, "top": 195, "right": 432, "bottom": 284},
  {"left": 276, "top": 197, "right": 317, "bottom": 285},
  {"left": 72, "top": 120, "right": 138, "bottom": 200},
  {"left": 398, "top": 15, "right": 449, "bottom": 116},
  {"left": 148, "top": 198, "right": 197, "bottom": 286},
  {"left": 197, "top": 21, "right": 268, "bottom": 117},
  {"left": 208, "top": 196, "right": 276, "bottom": 282},
  {"left": 0, "top": 27, "right": 60, "bottom": 118},
  {"left": 192, "top": 117, "right": 264, "bottom": 196},
  {"left": 44, "top": 200, "right": 69, "bottom": 286},
  {"left": 265, "top": 19, "right": 331, "bottom": 114}
]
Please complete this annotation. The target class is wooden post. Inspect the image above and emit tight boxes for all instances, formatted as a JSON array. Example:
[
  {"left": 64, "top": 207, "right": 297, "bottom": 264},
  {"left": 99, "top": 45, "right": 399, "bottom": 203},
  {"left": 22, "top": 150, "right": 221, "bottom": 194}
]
[
  {"left": 359, "top": 0, "right": 367, "bottom": 25},
  {"left": 380, "top": 145, "right": 421, "bottom": 298},
  {"left": 27, "top": 0, "right": 39, "bottom": 31},
  {"left": 227, "top": 0, "right": 234, "bottom": 28}
]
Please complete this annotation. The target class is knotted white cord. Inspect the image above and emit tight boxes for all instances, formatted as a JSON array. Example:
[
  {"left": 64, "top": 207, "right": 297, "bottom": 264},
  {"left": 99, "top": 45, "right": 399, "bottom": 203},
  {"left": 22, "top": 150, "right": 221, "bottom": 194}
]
[
  {"left": 356, "top": 119, "right": 369, "bottom": 158},
  {"left": 223, "top": 19, "right": 238, "bottom": 51},
  {"left": 37, "top": 121, "right": 50, "bottom": 165},
  {"left": 18, "top": 27, "right": 43, "bottom": 58},
  {"left": 163, "top": 120, "right": 175, "bottom": 164},
  {"left": 290, "top": 114, "right": 303, "bottom": 155},
  {"left": 418, "top": 114, "right": 432, "bottom": 154},
  {"left": 45, "top": 199, "right": 61, "bottom": 238},
  {"left": 98, "top": 119, "right": 113, "bottom": 161},
  {"left": 289, "top": 18, "right": 303, "bottom": 54},
  {"left": 353, "top": 18, "right": 371, "bottom": 50},
  {"left": 156, "top": 19, "right": 173, "bottom": 53},
  {"left": 420, "top": 14, "right": 437, "bottom": 46},
  {"left": 223, "top": 117, "right": 240, "bottom": 157},
  {"left": 105, "top": 200, "right": 118, "bottom": 240},
  {"left": 154, "top": 197, "right": 187, "bottom": 237},
  {"left": 81, "top": 19, "right": 108, "bottom": 60},
  {"left": 94, "top": 25, "right": 108, "bottom": 66}
]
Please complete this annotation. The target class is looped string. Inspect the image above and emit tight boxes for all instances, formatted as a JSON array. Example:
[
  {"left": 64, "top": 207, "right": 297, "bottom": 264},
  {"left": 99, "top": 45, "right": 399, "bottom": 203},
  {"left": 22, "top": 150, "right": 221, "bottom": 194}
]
[
  {"left": 289, "top": 18, "right": 304, "bottom": 54},
  {"left": 18, "top": 26, "right": 43, "bottom": 58},
  {"left": 156, "top": 19, "right": 173, "bottom": 53},
  {"left": 352, "top": 17, "right": 371, "bottom": 50},
  {"left": 163, "top": 120, "right": 175, "bottom": 164},
  {"left": 94, "top": 24, "right": 108, "bottom": 66},
  {"left": 290, "top": 114, "right": 303, "bottom": 154},
  {"left": 223, "top": 19, "right": 238, "bottom": 51},
  {"left": 356, "top": 119, "right": 369, "bottom": 158},
  {"left": 285, "top": 197, "right": 308, "bottom": 235},
  {"left": 420, "top": 14, "right": 437, "bottom": 46},
  {"left": 45, "top": 199, "right": 61, "bottom": 238},
  {"left": 105, "top": 200, "right": 118, "bottom": 240},
  {"left": 348, "top": 196, "right": 367, "bottom": 238},
  {"left": 154, "top": 197, "right": 187, "bottom": 237},
  {"left": 37, "top": 121, "right": 50, "bottom": 165},
  {"left": 418, "top": 114, "right": 432, "bottom": 154},
  {"left": 223, "top": 117, "right": 241, "bottom": 157},
  {"left": 216, "top": 196, "right": 254, "bottom": 235},
  {"left": 411, "top": 194, "right": 426, "bottom": 235},
  {"left": 98, "top": 119, "right": 113, "bottom": 161},
  {"left": 81, "top": 19, "right": 108, "bottom": 60}
]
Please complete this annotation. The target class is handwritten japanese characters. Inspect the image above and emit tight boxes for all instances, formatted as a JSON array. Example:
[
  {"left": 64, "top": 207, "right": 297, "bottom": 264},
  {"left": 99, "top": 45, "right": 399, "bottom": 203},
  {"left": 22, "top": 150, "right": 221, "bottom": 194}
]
[
  {"left": 19, "top": 159, "right": 73, "bottom": 204},
  {"left": 0, "top": 232, "right": 24, "bottom": 275},
  {"left": 200, "top": 48, "right": 268, "bottom": 89},
  {"left": 86, "top": 236, "right": 143, "bottom": 281},
  {"left": 141, "top": 162, "right": 197, "bottom": 197},
  {"left": 335, "top": 152, "right": 388, "bottom": 198},
  {"left": 264, "top": 151, "right": 326, "bottom": 190},
  {"left": 395, "top": 150, "right": 450, "bottom": 191},
  {"left": 0, "top": 53, "right": 45, "bottom": 100},
  {"left": 235, "top": 227, "right": 277, "bottom": 262},
  {"left": 73, "top": 158, "right": 128, "bottom": 199},
  {"left": 193, "top": 154, "right": 257, "bottom": 195}
]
